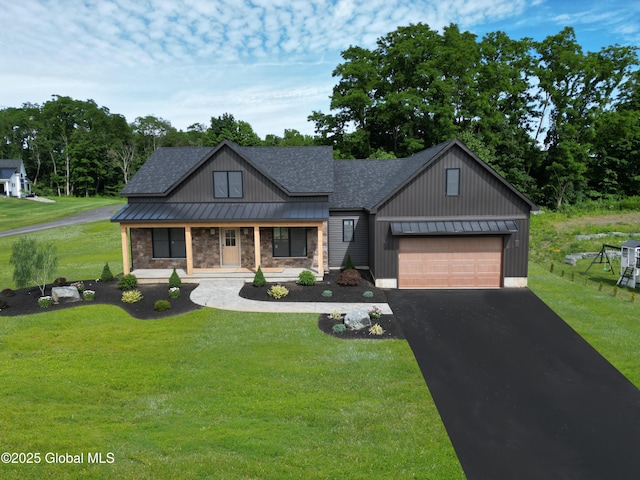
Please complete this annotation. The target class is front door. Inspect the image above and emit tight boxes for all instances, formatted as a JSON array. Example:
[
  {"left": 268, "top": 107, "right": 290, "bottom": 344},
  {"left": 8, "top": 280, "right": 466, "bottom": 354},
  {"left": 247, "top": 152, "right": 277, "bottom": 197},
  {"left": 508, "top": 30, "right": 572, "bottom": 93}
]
[{"left": 221, "top": 228, "right": 240, "bottom": 266}]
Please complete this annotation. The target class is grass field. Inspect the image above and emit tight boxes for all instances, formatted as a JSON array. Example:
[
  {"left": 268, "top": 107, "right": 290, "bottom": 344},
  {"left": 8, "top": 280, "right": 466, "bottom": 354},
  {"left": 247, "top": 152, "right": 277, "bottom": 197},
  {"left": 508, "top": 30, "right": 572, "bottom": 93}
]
[
  {"left": 1, "top": 199, "right": 640, "bottom": 478},
  {"left": 0, "top": 196, "right": 124, "bottom": 232},
  {"left": 0, "top": 307, "right": 464, "bottom": 479},
  {"left": 0, "top": 221, "right": 123, "bottom": 288}
]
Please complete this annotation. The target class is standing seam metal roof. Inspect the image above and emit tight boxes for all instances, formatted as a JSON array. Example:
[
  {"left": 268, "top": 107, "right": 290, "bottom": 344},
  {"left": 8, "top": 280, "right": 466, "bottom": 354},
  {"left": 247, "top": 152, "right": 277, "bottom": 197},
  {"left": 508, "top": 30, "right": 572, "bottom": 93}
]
[{"left": 111, "top": 202, "right": 329, "bottom": 222}]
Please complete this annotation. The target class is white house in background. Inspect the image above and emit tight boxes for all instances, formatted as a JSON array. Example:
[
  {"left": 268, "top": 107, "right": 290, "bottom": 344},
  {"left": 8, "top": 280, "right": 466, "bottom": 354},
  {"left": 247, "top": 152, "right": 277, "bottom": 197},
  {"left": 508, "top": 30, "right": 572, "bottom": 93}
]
[{"left": 0, "top": 159, "right": 32, "bottom": 197}]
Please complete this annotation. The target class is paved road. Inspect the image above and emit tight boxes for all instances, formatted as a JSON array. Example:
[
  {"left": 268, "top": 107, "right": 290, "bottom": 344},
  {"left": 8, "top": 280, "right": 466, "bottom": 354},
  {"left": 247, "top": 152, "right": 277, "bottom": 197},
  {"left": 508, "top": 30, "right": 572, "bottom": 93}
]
[
  {"left": 386, "top": 288, "right": 640, "bottom": 480},
  {"left": 0, "top": 205, "right": 122, "bottom": 238}
]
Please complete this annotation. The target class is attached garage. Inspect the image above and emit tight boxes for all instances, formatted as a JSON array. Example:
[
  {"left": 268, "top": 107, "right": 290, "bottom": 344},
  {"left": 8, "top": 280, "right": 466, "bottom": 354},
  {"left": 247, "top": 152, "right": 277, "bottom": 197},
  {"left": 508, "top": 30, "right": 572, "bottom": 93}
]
[{"left": 398, "top": 236, "right": 504, "bottom": 289}]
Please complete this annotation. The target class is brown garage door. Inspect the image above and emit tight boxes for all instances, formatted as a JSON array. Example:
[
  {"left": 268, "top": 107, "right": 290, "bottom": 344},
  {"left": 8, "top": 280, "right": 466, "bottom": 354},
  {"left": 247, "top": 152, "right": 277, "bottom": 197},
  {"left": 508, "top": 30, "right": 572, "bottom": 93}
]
[{"left": 398, "top": 237, "right": 503, "bottom": 288}]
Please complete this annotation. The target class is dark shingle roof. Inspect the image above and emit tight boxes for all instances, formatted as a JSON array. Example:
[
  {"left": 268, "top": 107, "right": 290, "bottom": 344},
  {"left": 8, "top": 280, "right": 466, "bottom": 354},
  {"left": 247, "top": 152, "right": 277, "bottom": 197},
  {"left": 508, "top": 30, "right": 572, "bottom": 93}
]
[
  {"left": 121, "top": 142, "right": 334, "bottom": 197},
  {"left": 120, "top": 147, "right": 214, "bottom": 196},
  {"left": 330, "top": 140, "right": 454, "bottom": 210},
  {"left": 236, "top": 145, "right": 334, "bottom": 194}
]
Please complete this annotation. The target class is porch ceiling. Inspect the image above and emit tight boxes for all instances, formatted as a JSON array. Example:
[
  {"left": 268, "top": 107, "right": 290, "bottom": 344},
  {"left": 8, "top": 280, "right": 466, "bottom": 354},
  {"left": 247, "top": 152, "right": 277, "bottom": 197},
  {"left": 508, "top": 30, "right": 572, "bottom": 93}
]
[{"left": 111, "top": 201, "right": 329, "bottom": 223}]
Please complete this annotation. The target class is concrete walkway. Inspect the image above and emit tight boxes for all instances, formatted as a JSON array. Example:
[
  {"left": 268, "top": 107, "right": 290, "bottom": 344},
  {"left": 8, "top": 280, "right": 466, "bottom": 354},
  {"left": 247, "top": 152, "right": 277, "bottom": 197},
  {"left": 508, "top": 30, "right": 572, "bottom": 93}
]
[{"left": 190, "top": 279, "right": 393, "bottom": 314}]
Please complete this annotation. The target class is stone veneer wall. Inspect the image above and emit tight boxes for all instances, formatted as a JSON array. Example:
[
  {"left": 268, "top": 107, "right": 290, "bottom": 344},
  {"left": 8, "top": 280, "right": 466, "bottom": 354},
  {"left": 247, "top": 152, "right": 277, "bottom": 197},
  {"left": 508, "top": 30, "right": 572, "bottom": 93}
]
[
  {"left": 130, "top": 228, "right": 187, "bottom": 270},
  {"left": 192, "top": 227, "right": 220, "bottom": 268},
  {"left": 258, "top": 225, "right": 329, "bottom": 272},
  {"left": 130, "top": 224, "right": 329, "bottom": 272}
]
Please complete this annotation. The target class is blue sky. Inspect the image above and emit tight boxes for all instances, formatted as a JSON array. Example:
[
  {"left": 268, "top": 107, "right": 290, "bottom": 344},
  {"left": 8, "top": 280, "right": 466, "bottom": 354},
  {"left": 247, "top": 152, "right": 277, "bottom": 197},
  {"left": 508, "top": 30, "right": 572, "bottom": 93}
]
[{"left": 1, "top": 0, "right": 638, "bottom": 137}]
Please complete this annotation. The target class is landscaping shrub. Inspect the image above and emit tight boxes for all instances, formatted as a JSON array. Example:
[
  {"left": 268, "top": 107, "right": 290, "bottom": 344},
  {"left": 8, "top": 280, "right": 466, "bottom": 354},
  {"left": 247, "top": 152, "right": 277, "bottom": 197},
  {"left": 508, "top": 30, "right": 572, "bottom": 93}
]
[
  {"left": 0, "top": 300, "right": 9, "bottom": 309},
  {"left": 253, "top": 266, "right": 266, "bottom": 287},
  {"left": 368, "top": 306, "right": 382, "bottom": 320},
  {"left": 82, "top": 290, "right": 95, "bottom": 301},
  {"left": 38, "top": 296, "right": 53, "bottom": 309},
  {"left": 329, "top": 309, "right": 343, "bottom": 320},
  {"left": 336, "top": 268, "right": 361, "bottom": 286},
  {"left": 1, "top": 288, "right": 16, "bottom": 297},
  {"left": 267, "top": 285, "right": 289, "bottom": 299},
  {"left": 344, "top": 255, "right": 355, "bottom": 270},
  {"left": 362, "top": 290, "right": 374, "bottom": 298},
  {"left": 53, "top": 276, "right": 67, "bottom": 287},
  {"left": 369, "top": 323, "right": 385, "bottom": 335},
  {"left": 332, "top": 323, "right": 346, "bottom": 333},
  {"left": 70, "top": 281, "right": 84, "bottom": 292},
  {"left": 169, "top": 287, "right": 180, "bottom": 298},
  {"left": 322, "top": 290, "right": 333, "bottom": 297},
  {"left": 121, "top": 290, "right": 143, "bottom": 303},
  {"left": 298, "top": 269, "right": 316, "bottom": 286},
  {"left": 100, "top": 262, "right": 114, "bottom": 282},
  {"left": 154, "top": 300, "right": 171, "bottom": 312},
  {"left": 118, "top": 273, "right": 138, "bottom": 291},
  {"left": 169, "top": 268, "right": 181, "bottom": 289}
]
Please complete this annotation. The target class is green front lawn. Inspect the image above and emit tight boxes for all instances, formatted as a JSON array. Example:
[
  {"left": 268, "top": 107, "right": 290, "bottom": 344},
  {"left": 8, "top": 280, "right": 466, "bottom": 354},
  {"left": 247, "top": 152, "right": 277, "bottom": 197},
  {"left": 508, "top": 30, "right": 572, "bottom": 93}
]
[
  {"left": 0, "top": 306, "right": 463, "bottom": 479},
  {"left": 0, "top": 196, "right": 124, "bottom": 232},
  {"left": 0, "top": 220, "right": 123, "bottom": 288}
]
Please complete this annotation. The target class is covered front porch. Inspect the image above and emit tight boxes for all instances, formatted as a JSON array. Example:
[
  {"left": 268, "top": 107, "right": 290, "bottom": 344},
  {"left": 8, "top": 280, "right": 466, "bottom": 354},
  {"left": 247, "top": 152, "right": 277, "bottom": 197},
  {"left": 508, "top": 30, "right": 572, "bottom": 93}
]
[{"left": 119, "top": 220, "right": 328, "bottom": 279}]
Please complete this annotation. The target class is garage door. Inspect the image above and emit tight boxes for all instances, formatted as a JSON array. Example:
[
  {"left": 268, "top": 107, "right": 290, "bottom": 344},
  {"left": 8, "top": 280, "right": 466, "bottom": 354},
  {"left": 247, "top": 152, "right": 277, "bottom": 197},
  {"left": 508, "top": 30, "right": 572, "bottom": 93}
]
[{"left": 398, "top": 237, "right": 503, "bottom": 288}]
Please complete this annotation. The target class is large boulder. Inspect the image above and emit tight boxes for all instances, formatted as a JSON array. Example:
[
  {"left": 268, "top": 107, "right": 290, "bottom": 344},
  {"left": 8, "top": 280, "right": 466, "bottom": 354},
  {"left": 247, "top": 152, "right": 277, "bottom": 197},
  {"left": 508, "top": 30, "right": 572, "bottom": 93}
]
[
  {"left": 344, "top": 311, "right": 372, "bottom": 330},
  {"left": 51, "top": 286, "right": 82, "bottom": 304}
]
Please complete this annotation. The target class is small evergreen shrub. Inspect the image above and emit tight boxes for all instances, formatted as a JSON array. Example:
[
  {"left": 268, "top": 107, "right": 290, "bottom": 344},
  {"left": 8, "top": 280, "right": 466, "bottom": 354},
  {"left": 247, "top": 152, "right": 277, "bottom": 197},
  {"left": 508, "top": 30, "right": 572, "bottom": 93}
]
[
  {"left": 322, "top": 290, "right": 333, "bottom": 297},
  {"left": 53, "top": 276, "right": 67, "bottom": 287},
  {"left": 267, "top": 285, "right": 289, "bottom": 299},
  {"left": 298, "top": 270, "right": 316, "bottom": 286},
  {"left": 1, "top": 288, "right": 16, "bottom": 297},
  {"left": 101, "top": 262, "right": 114, "bottom": 282},
  {"left": 336, "top": 268, "right": 361, "bottom": 286},
  {"left": 154, "top": 300, "right": 171, "bottom": 312},
  {"left": 362, "top": 290, "right": 374, "bottom": 298},
  {"left": 332, "top": 323, "right": 346, "bottom": 333},
  {"left": 169, "top": 287, "right": 180, "bottom": 298},
  {"left": 118, "top": 273, "right": 138, "bottom": 291},
  {"left": 344, "top": 255, "right": 355, "bottom": 270},
  {"left": 253, "top": 266, "right": 266, "bottom": 287},
  {"left": 121, "top": 290, "right": 143, "bottom": 303},
  {"left": 169, "top": 268, "right": 181, "bottom": 289}
]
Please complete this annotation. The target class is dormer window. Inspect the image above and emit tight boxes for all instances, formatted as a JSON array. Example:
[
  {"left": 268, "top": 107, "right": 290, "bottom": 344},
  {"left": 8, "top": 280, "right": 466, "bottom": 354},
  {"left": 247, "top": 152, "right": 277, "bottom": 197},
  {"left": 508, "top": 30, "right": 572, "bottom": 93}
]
[{"left": 213, "top": 171, "right": 243, "bottom": 198}]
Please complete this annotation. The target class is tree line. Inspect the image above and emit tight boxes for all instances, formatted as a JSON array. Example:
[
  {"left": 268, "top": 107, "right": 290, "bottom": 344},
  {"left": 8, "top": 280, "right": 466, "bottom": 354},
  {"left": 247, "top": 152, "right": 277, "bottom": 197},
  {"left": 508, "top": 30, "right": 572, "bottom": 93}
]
[{"left": 1, "top": 23, "right": 638, "bottom": 208}]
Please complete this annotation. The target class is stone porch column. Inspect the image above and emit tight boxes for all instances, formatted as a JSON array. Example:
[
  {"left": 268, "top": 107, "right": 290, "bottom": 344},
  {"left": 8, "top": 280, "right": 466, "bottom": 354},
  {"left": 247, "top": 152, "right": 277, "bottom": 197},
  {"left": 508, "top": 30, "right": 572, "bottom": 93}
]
[{"left": 317, "top": 222, "right": 324, "bottom": 276}]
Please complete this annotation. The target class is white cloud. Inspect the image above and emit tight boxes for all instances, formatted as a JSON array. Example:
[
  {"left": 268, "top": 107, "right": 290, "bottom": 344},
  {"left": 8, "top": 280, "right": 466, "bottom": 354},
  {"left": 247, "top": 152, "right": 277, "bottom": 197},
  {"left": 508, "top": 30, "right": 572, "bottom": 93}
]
[{"left": 0, "top": 0, "right": 636, "bottom": 137}]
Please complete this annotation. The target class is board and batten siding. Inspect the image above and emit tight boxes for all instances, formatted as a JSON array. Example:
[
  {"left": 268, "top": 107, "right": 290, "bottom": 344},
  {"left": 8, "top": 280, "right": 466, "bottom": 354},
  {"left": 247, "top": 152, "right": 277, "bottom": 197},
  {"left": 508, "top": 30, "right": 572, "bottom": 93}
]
[
  {"left": 372, "top": 147, "right": 532, "bottom": 283},
  {"left": 163, "top": 148, "right": 289, "bottom": 203},
  {"left": 328, "top": 212, "right": 369, "bottom": 268}
]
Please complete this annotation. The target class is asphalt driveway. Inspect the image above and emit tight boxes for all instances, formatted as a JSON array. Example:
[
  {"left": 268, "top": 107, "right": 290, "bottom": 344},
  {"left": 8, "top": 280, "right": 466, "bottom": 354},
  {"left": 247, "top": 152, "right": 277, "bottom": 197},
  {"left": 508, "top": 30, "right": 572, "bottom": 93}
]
[{"left": 386, "top": 288, "right": 640, "bottom": 480}]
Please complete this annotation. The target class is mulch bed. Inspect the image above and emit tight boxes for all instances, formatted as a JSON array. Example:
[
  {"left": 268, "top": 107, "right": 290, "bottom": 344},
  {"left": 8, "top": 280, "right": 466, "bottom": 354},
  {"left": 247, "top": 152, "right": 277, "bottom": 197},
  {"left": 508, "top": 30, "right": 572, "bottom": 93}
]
[
  {"left": 239, "top": 269, "right": 387, "bottom": 303},
  {"left": 240, "top": 270, "right": 404, "bottom": 339},
  {"left": 318, "top": 313, "right": 405, "bottom": 340},
  {"left": 1, "top": 270, "right": 404, "bottom": 339},
  {"left": 0, "top": 281, "right": 202, "bottom": 320}
]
